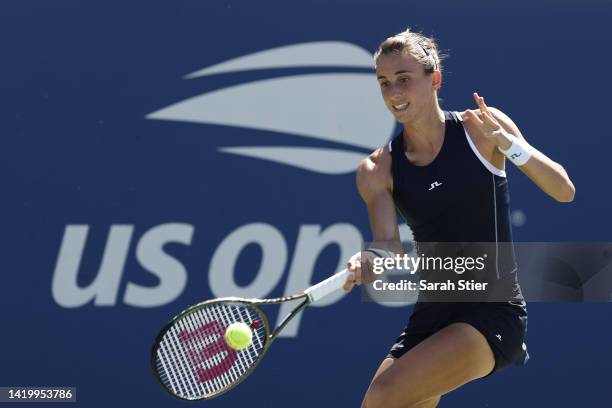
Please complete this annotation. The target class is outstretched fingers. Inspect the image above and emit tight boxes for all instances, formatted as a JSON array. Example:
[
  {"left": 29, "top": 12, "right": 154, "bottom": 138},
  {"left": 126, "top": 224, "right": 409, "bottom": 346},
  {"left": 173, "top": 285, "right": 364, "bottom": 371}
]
[
  {"left": 473, "top": 92, "right": 490, "bottom": 115},
  {"left": 472, "top": 92, "right": 500, "bottom": 130},
  {"left": 473, "top": 92, "right": 497, "bottom": 125}
]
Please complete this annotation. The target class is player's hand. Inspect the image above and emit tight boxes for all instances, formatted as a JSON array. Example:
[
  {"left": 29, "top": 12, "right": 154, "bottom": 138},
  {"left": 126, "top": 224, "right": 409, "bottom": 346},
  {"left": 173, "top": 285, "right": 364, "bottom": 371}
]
[
  {"left": 463, "top": 92, "right": 509, "bottom": 148},
  {"left": 343, "top": 251, "right": 377, "bottom": 293}
]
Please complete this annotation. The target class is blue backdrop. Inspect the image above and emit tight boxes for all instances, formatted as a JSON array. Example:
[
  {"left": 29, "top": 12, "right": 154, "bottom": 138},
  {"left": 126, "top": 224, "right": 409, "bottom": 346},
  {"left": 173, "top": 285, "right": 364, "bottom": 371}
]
[{"left": 2, "top": 0, "right": 611, "bottom": 406}]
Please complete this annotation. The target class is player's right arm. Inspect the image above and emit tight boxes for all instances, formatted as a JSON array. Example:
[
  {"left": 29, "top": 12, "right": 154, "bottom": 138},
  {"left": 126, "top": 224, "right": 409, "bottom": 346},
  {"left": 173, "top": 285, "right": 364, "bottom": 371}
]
[{"left": 343, "top": 146, "right": 400, "bottom": 292}]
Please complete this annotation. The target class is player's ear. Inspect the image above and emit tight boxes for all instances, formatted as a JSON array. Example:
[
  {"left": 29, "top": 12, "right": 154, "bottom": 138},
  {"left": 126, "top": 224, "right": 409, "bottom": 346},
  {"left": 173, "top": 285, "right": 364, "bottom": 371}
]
[{"left": 432, "top": 70, "right": 442, "bottom": 90}]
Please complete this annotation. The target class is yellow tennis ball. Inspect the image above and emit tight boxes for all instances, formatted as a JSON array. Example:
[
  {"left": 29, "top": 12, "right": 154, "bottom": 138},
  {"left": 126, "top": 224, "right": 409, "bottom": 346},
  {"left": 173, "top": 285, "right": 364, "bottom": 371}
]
[{"left": 224, "top": 322, "right": 253, "bottom": 351}]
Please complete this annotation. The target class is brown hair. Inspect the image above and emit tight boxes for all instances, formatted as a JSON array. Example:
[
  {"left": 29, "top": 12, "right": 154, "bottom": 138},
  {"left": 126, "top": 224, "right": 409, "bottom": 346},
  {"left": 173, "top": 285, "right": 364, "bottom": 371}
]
[{"left": 374, "top": 27, "right": 446, "bottom": 75}]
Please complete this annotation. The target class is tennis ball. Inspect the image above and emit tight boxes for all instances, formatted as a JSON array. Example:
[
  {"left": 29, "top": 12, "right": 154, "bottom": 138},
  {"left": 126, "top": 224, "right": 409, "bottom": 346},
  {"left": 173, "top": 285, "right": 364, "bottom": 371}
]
[{"left": 224, "top": 322, "right": 253, "bottom": 351}]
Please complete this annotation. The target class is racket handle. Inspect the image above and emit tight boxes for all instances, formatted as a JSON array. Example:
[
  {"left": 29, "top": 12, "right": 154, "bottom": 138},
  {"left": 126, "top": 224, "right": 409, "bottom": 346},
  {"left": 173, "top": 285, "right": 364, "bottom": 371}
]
[{"left": 304, "top": 269, "right": 350, "bottom": 303}]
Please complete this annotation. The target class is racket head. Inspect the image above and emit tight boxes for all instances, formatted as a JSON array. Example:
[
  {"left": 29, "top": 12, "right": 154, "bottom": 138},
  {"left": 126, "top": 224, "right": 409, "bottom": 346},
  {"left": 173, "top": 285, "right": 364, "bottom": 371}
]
[{"left": 151, "top": 297, "right": 270, "bottom": 401}]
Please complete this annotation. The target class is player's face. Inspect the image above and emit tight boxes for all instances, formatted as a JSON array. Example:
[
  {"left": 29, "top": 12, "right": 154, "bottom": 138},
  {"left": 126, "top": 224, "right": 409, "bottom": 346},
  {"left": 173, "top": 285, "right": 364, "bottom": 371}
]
[{"left": 375, "top": 52, "right": 439, "bottom": 123}]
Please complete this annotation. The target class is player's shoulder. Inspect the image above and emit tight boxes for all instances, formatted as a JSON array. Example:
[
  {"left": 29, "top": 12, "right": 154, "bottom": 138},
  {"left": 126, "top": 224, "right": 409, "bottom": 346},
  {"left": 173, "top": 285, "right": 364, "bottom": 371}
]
[
  {"left": 358, "top": 144, "right": 392, "bottom": 175},
  {"left": 357, "top": 144, "right": 393, "bottom": 192}
]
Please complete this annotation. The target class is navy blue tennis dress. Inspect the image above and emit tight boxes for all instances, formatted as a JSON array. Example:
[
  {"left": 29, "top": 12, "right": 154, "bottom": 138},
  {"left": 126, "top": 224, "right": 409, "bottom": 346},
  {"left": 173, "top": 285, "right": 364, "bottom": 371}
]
[{"left": 386, "top": 110, "right": 529, "bottom": 374}]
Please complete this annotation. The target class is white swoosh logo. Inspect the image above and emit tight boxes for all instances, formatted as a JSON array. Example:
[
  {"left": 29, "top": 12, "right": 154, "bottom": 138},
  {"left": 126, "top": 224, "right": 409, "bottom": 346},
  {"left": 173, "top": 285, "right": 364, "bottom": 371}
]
[
  {"left": 147, "top": 42, "right": 396, "bottom": 174},
  {"left": 219, "top": 146, "right": 367, "bottom": 175},
  {"left": 184, "top": 41, "right": 374, "bottom": 78}
]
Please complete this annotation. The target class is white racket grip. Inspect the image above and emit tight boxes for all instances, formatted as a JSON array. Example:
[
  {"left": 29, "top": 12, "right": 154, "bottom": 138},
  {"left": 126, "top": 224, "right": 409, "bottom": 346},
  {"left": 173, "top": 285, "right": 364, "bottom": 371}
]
[{"left": 304, "top": 269, "right": 351, "bottom": 304}]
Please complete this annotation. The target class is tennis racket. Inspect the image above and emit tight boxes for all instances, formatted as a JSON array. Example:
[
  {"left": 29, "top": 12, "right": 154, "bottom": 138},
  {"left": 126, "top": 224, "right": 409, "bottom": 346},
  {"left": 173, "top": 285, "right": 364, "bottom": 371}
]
[{"left": 151, "top": 268, "right": 350, "bottom": 401}]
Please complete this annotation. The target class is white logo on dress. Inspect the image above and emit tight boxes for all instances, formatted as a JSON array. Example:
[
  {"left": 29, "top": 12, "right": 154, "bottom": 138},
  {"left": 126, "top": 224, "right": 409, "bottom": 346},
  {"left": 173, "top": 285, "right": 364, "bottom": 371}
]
[{"left": 428, "top": 181, "right": 443, "bottom": 191}]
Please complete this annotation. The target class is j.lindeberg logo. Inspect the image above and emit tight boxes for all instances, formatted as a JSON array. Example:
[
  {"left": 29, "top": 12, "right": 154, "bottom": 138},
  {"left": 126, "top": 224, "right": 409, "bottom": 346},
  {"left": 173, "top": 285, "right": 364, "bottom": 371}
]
[
  {"left": 428, "top": 181, "right": 443, "bottom": 191},
  {"left": 146, "top": 42, "right": 397, "bottom": 175}
]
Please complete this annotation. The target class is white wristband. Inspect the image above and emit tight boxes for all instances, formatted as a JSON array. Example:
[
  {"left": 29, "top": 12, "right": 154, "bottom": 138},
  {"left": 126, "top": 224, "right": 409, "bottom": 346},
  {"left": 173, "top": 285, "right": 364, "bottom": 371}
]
[{"left": 497, "top": 137, "right": 532, "bottom": 166}]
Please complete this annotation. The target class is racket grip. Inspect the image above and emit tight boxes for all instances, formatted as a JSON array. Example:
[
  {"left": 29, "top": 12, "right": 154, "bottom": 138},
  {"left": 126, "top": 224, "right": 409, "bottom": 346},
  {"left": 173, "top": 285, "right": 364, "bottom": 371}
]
[{"left": 304, "top": 269, "right": 350, "bottom": 303}]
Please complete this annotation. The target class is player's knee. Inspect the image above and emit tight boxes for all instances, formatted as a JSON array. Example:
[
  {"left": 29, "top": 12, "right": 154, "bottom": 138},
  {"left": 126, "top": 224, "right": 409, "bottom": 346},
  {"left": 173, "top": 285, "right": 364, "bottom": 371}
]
[
  {"left": 364, "top": 377, "right": 414, "bottom": 408},
  {"left": 410, "top": 396, "right": 441, "bottom": 408},
  {"left": 363, "top": 379, "right": 394, "bottom": 408},
  {"left": 364, "top": 377, "right": 438, "bottom": 408}
]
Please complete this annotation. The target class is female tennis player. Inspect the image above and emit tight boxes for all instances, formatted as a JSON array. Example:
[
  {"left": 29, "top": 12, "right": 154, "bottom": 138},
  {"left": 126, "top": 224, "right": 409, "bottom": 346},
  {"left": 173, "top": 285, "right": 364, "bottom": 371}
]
[{"left": 343, "top": 28, "right": 575, "bottom": 408}]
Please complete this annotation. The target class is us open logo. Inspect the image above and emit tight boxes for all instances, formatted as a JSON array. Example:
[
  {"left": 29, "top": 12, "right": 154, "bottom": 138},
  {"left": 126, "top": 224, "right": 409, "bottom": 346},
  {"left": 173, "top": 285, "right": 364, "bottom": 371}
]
[
  {"left": 146, "top": 41, "right": 396, "bottom": 174},
  {"left": 51, "top": 42, "right": 410, "bottom": 338}
]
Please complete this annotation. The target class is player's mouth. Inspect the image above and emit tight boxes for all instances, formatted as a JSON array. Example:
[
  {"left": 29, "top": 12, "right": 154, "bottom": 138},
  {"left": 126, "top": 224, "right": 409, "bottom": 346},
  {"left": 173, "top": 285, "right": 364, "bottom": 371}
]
[{"left": 392, "top": 102, "right": 409, "bottom": 112}]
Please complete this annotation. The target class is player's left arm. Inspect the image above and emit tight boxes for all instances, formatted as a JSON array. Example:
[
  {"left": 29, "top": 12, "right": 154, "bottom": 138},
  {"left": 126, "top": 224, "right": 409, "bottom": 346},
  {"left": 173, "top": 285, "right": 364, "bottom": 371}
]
[{"left": 466, "top": 92, "right": 576, "bottom": 202}]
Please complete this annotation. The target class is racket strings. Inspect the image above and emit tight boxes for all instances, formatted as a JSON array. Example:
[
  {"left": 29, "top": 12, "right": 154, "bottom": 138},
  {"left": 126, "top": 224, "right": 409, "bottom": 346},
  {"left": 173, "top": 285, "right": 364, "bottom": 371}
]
[{"left": 155, "top": 302, "right": 267, "bottom": 400}]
